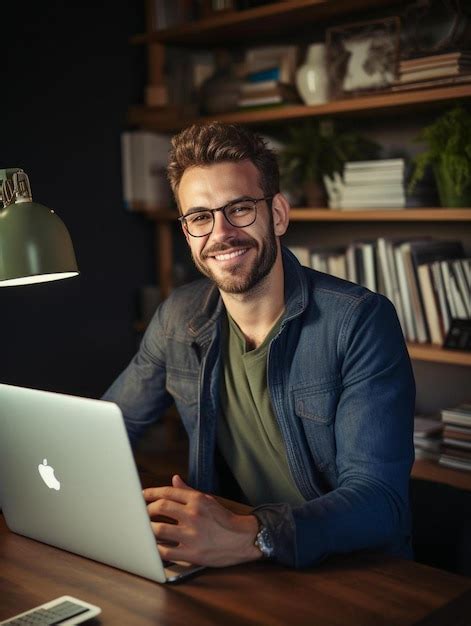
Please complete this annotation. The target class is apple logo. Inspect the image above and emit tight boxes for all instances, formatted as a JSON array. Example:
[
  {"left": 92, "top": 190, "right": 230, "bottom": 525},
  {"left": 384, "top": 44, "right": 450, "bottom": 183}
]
[{"left": 38, "top": 459, "right": 61, "bottom": 491}]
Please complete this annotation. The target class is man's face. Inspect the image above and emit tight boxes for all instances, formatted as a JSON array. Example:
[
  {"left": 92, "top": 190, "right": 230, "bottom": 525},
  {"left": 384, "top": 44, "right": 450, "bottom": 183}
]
[{"left": 178, "top": 160, "right": 278, "bottom": 295}]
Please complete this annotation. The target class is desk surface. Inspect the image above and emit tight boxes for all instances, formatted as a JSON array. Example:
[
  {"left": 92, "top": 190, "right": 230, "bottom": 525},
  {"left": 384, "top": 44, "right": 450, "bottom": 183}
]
[{"left": 1, "top": 515, "right": 471, "bottom": 626}]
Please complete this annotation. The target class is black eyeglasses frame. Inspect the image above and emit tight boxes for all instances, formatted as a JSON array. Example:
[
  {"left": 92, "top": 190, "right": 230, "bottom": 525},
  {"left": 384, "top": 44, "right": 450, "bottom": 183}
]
[{"left": 177, "top": 196, "right": 273, "bottom": 238}]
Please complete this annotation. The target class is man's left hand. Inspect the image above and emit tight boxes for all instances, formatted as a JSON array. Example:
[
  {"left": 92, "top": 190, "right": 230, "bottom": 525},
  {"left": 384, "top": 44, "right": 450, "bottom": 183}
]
[{"left": 143, "top": 475, "right": 262, "bottom": 567}]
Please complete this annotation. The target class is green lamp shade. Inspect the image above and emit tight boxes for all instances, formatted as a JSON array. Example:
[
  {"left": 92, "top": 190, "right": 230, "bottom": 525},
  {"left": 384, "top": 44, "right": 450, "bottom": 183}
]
[{"left": 0, "top": 201, "right": 79, "bottom": 286}]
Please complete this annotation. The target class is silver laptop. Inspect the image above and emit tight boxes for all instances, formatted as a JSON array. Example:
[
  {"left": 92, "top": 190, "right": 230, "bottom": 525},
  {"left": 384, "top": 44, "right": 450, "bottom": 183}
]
[{"left": 0, "top": 383, "right": 204, "bottom": 583}]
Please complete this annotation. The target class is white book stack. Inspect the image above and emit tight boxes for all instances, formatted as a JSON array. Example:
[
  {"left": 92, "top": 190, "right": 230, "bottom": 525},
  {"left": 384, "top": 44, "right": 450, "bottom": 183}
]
[
  {"left": 121, "top": 131, "right": 172, "bottom": 210},
  {"left": 325, "top": 159, "right": 406, "bottom": 210},
  {"left": 392, "top": 51, "right": 471, "bottom": 92}
]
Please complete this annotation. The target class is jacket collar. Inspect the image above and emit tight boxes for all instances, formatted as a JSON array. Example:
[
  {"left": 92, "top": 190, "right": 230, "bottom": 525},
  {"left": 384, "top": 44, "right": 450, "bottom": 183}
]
[{"left": 188, "top": 245, "right": 309, "bottom": 338}]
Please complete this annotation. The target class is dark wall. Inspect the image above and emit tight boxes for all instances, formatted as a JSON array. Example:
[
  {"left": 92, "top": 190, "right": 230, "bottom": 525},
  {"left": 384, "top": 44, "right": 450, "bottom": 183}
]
[{"left": 1, "top": 1, "right": 152, "bottom": 398}]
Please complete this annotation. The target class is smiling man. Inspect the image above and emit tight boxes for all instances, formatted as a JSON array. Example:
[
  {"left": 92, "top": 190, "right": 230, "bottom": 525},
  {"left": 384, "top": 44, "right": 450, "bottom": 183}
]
[{"left": 103, "top": 122, "right": 415, "bottom": 569}]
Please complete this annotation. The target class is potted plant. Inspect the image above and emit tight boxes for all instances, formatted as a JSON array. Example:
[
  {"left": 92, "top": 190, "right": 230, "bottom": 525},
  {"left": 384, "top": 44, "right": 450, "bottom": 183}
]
[
  {"left": 408, "top": 104, "right": 471, "bottom": 208},
  {"left": 279, "top": 119, "right": 379, "bottom": 207}
]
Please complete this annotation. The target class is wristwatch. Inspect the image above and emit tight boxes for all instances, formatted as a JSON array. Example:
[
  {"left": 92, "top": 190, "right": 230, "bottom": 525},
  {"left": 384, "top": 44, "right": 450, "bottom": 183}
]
[{"left": 254, "top": 523, "right": 275, "bottom": 560}]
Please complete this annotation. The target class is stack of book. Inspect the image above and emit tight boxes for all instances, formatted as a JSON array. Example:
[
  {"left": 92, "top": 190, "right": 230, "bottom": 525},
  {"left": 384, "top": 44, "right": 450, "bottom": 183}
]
[
  {"left": 287, "top": 238, "right": 471, "bottom": 346},
  {"left": 439, "top": 404, "right": 471, "bottom": 472},
  {"left": 414, "top": 416, "right": 443, "bottom": 461},
  {"left": 392, "top": 51, "right": 471, "bottom": 92},
  {"left": 324, "top": 159, "right": 406, "bottom": 210},
  {"left": 238, "top": 46, "right": 300, "bottom": 109}
]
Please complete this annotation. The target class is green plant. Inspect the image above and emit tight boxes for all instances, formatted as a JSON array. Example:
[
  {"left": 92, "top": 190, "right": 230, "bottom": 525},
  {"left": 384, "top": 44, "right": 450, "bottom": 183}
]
[
  {"left": 408, "top": 104, "right": 471, "bottom": 201},
  {"left": 279, "top": 119, "right": 379, "bottom": 191}
]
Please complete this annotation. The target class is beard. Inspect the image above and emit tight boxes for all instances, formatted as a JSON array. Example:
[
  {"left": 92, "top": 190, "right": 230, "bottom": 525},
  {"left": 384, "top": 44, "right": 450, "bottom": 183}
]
[{"left": 191, "top": 228, "right": 278, "bottom": 294}]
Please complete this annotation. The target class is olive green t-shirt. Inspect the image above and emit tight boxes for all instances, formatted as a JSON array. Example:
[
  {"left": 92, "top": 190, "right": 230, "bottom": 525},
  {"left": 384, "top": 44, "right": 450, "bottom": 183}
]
[{"left": 217, "top": 313, "right": 305, "bottom": 507}]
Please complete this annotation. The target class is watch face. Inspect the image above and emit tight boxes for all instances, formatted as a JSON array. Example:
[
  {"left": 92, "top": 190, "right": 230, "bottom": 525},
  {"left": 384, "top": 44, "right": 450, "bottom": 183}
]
[{"left": 256, "top": 526, "right": 274, "bottom": 558}]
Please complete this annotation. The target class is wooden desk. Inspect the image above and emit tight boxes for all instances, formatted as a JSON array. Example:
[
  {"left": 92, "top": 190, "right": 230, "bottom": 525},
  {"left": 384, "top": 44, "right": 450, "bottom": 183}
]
[{"left": 1, "top": 515, "right": 471, "bottom": 626}]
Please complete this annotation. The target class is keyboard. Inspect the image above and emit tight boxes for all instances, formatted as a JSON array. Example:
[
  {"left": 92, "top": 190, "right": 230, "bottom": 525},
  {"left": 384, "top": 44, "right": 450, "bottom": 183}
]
[{"left": 0, "top": 596, "right": 101, "bottom": 625}]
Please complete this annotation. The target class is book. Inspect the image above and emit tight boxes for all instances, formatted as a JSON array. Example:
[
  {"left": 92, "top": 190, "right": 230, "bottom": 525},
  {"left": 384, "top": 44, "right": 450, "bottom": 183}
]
[
  {"left": 461, "top": 259, "right": 471, "bottom": 288},
  {"left": 240, "top": 79, "right": 281, "bottom": 94},
  {"left": 399, "top": 241, "right": 429, "bottom": 343},
  {"left": 120, "top": 131, "right": 172, "bottom": 209},
  {"left": 344, "top": 159, "right": 405, "bottom": 171},
  {"left": 342, "top": 172, "right": 405, "bottom": 185},
  {"left": 441, "top": 404, "right": 471, "bottom": 427},
  {"left": 390, "top": 73, "right": 471, "bottom": 92},
  {"left": 346, "top": 242, "right": 365, "bottom": 287},
  {"left": 430, "top": 261, "right": 451, "bottom": 336},
  {"left": 346, "top": 245, "right": 357, "bottom": 283},
  {"left": 440, "top": 261, "right": 458, "bottom": 319},
  {"left": 414, "top": 416, "right": 442, "bottom": 461},
  {"left": 452, "top": 260, "right": 471, "bottom": 317},
  {"left": 338, "top": 199, "right": 406, "bottom": 209},
  {"left": 361, "top": 241, "right": 377, "bottom": 292},
  {"left": 439, "top": 445, "right": 471, "bottom": 471},
  {"left": 442, "top": 437, "right": 471, "bottom": 450},
  {"left": 417, "top": 264, "right": 443, "bottom": 345},
  {"left": 410, "top": 240, "right": 465, "bottom": 341},
  {"left": 340, "top": 182, "right": 404, "bottom": 194},
  {"left": 244, "top": 45, "right": 298, "bottom": 84},
  {"left": 397, "top": 65, "right": 471, "bottom": 84},
  {"left": 395, "top": 245, "right": 416, "bottom": 341},
  {"left": 238, "top": 82, "right": 299, "bottom": 107},
  {"left": 376, "top": 238, "right": 406, "bottom": 334},
  {"left": 449, "top": 273, "right": 468, "bottom": 318},
  {"left": 246, "top": 67, "right": 282, "bottom": 83},
  {"left": 443, "top": 425, "right": 471, "bottom": 442},
  {"left": 400, "top": 59, "right": 471, "bottom": 72},
  {"left": 287, "top": 245, "right": 311, "bottom": 267},
  {"left": 400, "top": 51, "right": 471, "bottom": 68},
  {"left": 328, "top": 254, "right": 347, "bottom": 280},
  {"left": 310, "top": 247, "right": 347, "bottom": 279}
]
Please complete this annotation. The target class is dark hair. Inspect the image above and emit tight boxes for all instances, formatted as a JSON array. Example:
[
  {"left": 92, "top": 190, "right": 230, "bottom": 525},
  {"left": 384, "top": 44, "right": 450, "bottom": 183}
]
[{"left": 167, "top": 122, "right": 279, "bottom": 209}]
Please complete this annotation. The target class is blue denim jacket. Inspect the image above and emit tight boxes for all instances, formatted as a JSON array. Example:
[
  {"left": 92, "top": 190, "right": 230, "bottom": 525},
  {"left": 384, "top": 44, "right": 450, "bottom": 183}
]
[{"left": 103, "top": 247, "right": 415, "bottom": 568}]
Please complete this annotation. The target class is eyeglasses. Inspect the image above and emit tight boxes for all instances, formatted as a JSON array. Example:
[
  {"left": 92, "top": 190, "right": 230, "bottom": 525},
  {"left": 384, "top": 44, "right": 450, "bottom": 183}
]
[{"left": 178, "top": 196, "right": 273, "bottom": 238}]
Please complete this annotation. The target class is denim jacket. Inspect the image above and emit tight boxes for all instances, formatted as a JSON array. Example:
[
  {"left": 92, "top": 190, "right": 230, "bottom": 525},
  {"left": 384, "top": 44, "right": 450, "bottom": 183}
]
[{"left": 103, "top": 247, "right": 415, "bottom": 568}]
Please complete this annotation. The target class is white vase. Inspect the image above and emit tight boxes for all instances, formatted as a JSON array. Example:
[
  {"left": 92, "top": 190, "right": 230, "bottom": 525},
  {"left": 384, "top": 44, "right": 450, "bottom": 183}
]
[{"left": 295, "top": 43, "right": 329, "bottom": 105}]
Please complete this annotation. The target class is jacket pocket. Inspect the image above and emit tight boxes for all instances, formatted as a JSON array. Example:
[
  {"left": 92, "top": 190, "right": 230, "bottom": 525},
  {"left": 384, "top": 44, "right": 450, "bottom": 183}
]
[
  {"left": 293, "top": 385, "right": 340, "bottom": 474},
  {"left": 293, "top": 384, "right": 339, "bottom": 424}
]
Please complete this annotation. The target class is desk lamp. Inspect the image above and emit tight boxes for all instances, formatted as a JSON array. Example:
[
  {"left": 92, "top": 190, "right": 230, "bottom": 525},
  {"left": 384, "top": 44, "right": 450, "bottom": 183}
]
[{"left": 0, "top": 168, "right": 79, "bottom": 286}]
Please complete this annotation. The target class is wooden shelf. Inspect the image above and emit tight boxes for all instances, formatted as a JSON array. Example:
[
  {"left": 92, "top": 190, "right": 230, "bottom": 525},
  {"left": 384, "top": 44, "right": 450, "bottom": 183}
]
[
  {"left": 289, "top": 208, "right": 471, "bottom": 221},
  {"left": 129, "top": 84, "right": 471, "bottom": 132},
  {"left": 412, "top": 459, "right": 471, "bottom": 491},
  {"left": 407, "top": 343, "right": 471, "bottom": 366},
  {"left": 131, "top": 0, "right": 405, "bottom": 46}
]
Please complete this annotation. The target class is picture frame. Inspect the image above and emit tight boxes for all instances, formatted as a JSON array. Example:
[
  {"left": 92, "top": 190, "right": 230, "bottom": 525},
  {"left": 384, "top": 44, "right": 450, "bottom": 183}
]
[{"left": 326, "top": 17, "right": 400, "bottom": 98}]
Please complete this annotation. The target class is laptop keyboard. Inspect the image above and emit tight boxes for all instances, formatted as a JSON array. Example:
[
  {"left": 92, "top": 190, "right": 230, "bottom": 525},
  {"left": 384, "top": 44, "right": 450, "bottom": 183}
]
[{"left": 1, "top": 597, "right": 101, "bottom": 625}]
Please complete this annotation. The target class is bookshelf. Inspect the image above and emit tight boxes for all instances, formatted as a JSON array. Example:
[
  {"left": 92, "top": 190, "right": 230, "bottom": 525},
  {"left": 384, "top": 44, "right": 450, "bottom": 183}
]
[
  {"left": 128, "top": 84, "right": 471, "bottom": 132},
  {"left": 129, "top": 1, "right": 471, "bottom": 486}
]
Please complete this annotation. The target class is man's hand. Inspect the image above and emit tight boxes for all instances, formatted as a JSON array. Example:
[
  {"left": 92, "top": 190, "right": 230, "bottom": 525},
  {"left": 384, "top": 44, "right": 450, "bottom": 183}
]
[{"left": 143, "top": 475, "right": 262, "bottom": 567}]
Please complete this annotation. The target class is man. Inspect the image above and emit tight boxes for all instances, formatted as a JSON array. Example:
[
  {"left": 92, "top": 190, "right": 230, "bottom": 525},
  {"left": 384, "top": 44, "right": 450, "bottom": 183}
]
[{"left": 103, "top": 122, "right": 415, "bottom": 569}]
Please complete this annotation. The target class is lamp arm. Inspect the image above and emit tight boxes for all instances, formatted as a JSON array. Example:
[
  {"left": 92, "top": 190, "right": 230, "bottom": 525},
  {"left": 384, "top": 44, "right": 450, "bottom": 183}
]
[{"left": 0, "top": 168, "right": 33, "bottom": 209}]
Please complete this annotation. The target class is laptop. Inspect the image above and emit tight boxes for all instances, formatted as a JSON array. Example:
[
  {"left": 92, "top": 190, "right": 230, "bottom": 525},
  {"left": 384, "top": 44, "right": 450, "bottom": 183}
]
[{"left": 0, "top": 383, "right": 204, "bottom": 583}]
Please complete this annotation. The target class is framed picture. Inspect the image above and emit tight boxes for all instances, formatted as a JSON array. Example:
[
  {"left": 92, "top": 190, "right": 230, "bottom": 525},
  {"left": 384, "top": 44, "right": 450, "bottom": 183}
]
[{"left": 326, "top": 17, "right": 400, "bottom": 98}]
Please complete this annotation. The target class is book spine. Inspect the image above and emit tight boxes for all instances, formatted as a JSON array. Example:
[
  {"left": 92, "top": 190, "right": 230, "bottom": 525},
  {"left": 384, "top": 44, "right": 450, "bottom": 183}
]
[{"left": 417, "top": 264, "right": 443, "bottom": 345}]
